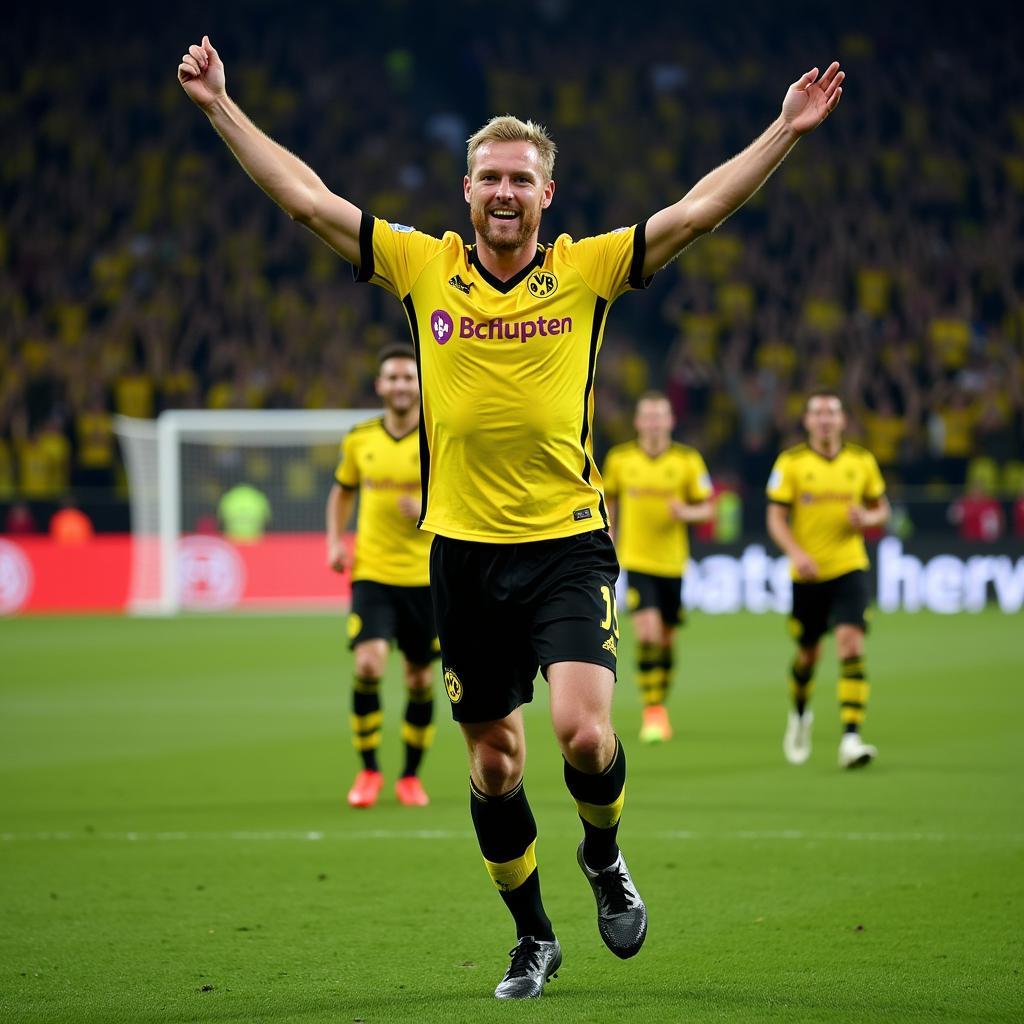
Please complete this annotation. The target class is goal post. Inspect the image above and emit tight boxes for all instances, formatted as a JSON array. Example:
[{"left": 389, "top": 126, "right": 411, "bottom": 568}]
[{"left": 115, "top": 409, "right": 376, "bottom": 614}]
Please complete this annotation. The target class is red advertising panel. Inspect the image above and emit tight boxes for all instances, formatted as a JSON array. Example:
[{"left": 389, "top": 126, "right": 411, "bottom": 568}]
[{"left": 0, "top": 535, "right": 352, "bottom": 615}]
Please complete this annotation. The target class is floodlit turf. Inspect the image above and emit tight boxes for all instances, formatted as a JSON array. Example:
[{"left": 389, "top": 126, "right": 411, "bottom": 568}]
[{"left": 1, "top": 609, "right": 1021, "bottom": 1023}]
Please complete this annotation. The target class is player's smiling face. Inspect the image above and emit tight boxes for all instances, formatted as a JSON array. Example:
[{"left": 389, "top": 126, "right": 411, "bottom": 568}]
[
  {"left": 464, "top": 141, "right": 555, "bottom": 253},
  {"left": 804, "top": 396, "right": 845, "bottom": 449},
  {"left": 376, "top": 357, "right": 419, "bottom": 415}
]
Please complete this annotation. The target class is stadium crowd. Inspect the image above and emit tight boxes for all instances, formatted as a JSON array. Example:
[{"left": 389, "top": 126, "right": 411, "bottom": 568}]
[{"left": 1, "top": 1, "right": 1021, "bottom": 531}]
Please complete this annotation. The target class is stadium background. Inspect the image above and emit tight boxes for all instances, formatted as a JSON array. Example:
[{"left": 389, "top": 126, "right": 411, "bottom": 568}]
[
  {"left": 2, "top": 0, "right": 1022, "bottom": 556},
  {"left": 1, "top": 4, "right": 1022, "bottom": 1023}
]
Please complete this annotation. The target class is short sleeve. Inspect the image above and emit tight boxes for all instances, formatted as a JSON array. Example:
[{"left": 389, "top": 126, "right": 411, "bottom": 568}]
[
  {"left": 352, "top": 214, "right": 448, "bottom": 298},
  {"left": 685, "top": 451, "right": 714, "bottom": 502},
  {"left": 563, "top": 221, "right": 653, "bottom": 301},
  {"left": 766, "top": 455, "right": 793, "bottom": 504},
  {"left": 863, "top": 452, "right": 886, "bottom": 502},
  {"left": 335, "top": 433, "right": 360, "bottom": 489}
]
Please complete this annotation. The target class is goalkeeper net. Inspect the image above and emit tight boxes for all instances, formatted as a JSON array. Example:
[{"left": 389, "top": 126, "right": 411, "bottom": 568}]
[{"left": 114, "top": 409, "right": 375, "bottom": 614}]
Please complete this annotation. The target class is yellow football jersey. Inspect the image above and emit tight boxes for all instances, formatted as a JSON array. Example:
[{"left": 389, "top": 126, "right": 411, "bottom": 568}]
[
  {"left": 355, "top": 214, "right": 652, "bottom": 543},
  {"left": 334, "top": 417, "right": 432, "bottom": 586},
  {"left": 766, "top": 443, "right": 886, "bottom": 581},
  {"left": 602, "top": 441, "right": 712, "bottom": 577}
]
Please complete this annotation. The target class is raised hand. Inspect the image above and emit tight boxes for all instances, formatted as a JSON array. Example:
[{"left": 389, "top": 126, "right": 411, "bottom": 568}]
[
  {"left": 781, "top": 62, "right": 844, "bottom": 135},
  {"left": 178, "top": 35, "right": 225, "bottom": 110}
]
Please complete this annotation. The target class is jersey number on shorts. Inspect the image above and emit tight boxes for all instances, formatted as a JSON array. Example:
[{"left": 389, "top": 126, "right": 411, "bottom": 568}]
[{"left": 600, "top": 585, "right": 620, "bottom": 638}]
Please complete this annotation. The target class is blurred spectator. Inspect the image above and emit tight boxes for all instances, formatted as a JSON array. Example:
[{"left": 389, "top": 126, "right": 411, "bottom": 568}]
[
  {"left": 50, "top": 500, "right": 95, "bottom": 544},
  {"left": 218, "top": 483, "right": 271, "bottom": 543},
  {"left": 949, "top": 481, "right": 1005, "bottom": 542},
  {"left": 4, "top": 502, "right": 38, "bottom": 535}
]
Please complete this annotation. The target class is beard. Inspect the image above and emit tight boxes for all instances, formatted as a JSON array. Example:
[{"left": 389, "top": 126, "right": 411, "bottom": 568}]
[
  {"left": 385, "top": 392, "right": 418, "bottom": 414},
  {"left": 470, "top": 200, "right": 542, "bottom": 253}
]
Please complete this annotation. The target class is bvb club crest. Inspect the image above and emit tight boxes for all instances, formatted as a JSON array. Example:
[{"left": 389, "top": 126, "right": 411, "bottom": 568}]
[
  {"left": 527, "top": 270, "right": 558, "bottom": 298},
  {"left": 444, "top": 668, "right": 463, "bottom": 703}
]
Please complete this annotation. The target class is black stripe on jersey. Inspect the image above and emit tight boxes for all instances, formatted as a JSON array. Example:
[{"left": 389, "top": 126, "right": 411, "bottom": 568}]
[
  {"left": 468, "top": 246, "right": 545, "bottom": 294},
  {"left": 580, "top": 296, "right": 609, "bottom": 528},
  {"left": 352, "top": 211, "right": 376, "bottom": 283},
  {"left": 629, "top": 218, "right": 654, "bottom": 290},
  {"left": 402, "top": 295, "right": 430, "bottom": 528}
]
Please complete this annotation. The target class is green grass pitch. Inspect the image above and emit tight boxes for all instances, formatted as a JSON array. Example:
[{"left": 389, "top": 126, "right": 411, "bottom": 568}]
[{"left": 1, "top": 609, "right": 1021, "bottom": 1023}]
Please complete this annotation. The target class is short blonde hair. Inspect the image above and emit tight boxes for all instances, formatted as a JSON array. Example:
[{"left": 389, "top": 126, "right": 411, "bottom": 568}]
[{"left": 466, "top": 115, "right": 557, "bottom": 182}]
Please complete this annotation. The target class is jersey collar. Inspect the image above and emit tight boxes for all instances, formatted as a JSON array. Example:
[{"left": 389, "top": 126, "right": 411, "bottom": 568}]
[
  {"left": 468, "top": 246, "right": 545, "bottom": 294},
  {"left": 807, "top": 441, "right": 847, "bottom": 462}
]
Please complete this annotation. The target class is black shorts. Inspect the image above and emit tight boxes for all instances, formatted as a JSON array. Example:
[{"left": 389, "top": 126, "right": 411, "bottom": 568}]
[
  {"left": 625, "top": 570, "right": 686, "bottom": 627},
  {"left": 348, "top": 580, "right": 440, "bottom": 666},
  {"left": 429, "top": 530, "right": 621, "bottom": 724},
  {"left": 790, "top": 570, "right": 870, "bottom": 647}
]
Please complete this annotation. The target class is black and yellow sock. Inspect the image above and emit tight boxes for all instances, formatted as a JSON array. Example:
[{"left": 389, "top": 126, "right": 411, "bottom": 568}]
[
  {"left": 659, "top": 643, "right": 675, "bottom": 701},
  {"left": 350, "top": 676, "right": 382, "bottom": 772},
  {"left": 839, "top": 656, "right": 869, "bottom": 733},
  {"left": 790, "top": 660, "right": 816, "bottom": 716},
  {"left": 401, "top": 685, "right": 435, "bottom": 778},
  {"left": 470, "top": 778, "right": 554, "bottom": 941},
  {"left": 637, "top": 642, "right": 666, "bottom": 706},
  {"left": 563, "top": 736, "right": 626, "bottom": 871}
]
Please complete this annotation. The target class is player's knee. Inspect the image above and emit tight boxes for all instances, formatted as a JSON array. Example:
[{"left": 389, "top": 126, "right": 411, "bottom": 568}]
[
  {"left": 472, "top": 742, "right": 523, "bottom": 793},
  {"left": 405, "top": 664, "right": 433, "bottom": 691},
  {"left": 557, "top": 721, "right": 612, "bottom": 772},
  {"left": 632, "top": 614, "right": 658, "bottom": 645},
  {"left": 796, "top": 642, "right": 821, "bottom": 668},
  {"left": 835, "top": 628, "right": 864, "bottom": 660},
  {"left": 354, "top": 653, "right": 385, "bottom": 680}
]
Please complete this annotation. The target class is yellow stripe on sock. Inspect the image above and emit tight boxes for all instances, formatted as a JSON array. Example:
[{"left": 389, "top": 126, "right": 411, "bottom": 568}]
[
  {"left": 352, "top": 733, "right": 381, "bottom": 751},
  {"left": 838, "top": 680, "right": 870, "bottom": 705},
  {"left": 353, "top": 679, "right": 381, "bottom": 695},
  {"left": 838, "top": 679, "right": 869, "bottom": 725},
  {"left": 483, "top": 838, "right": 538, "bottom": 893},
  {"left": 575, "top": 785, "right": 625, "bottom": 829},
  {"left": 401, "top": 722, "right": 436, "bottom": 749},
  {"left": 350, "top": 711, "right": 384, "bottom": 733}
]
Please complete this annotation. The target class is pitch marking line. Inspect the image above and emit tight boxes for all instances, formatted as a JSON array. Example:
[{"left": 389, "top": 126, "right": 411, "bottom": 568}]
[{"left": 1, "top": 829, "right": 1021, "bottom": 844}]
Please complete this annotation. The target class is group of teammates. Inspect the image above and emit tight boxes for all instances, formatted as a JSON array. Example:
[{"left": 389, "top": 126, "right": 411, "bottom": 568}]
[
  {"left": 181, "top": 32, "right": 848, "bottom": 1000},
  {"left": 328, "top": 372, "right": 889, "bottom": 814},
  {"left": 608, "top": 387, "right": 890, "bottom": 770}
]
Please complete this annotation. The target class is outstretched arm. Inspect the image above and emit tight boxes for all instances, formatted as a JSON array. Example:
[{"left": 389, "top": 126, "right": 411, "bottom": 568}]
[
  {"left": 178, "top": 36, "right": 361, "bottom": 264},
  {"left": 643, "top": 63, "right": 844, "bottom": 277}
]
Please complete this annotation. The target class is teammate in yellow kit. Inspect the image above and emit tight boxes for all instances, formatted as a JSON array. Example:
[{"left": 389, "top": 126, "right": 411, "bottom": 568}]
[
  {"left": 766, "top": 391, "right": 890, "bottom": 769},
  {"left": 603, "top": 393, "right": 713, "bottom": 743},
  {"left": 181, "top": 35, "right": 845, "bottom": 998},
  {"left": 326, "top": 346, "right": 438, "bottom": 808}
]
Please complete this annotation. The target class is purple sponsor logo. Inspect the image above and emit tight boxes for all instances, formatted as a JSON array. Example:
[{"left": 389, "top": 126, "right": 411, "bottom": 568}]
[
  {"left": 458, "top": 315, "right": 573, "bottom": 343},
  {"left": 430, "top": 309, "right": 454, "bottom": 344}
]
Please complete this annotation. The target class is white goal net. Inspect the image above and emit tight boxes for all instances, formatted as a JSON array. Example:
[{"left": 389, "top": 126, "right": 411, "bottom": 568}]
[{"left": 115, "top": 409, "right": 375, "bottom": 614}]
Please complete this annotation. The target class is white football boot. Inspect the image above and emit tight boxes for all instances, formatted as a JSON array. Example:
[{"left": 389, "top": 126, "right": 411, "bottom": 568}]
[
  {"left": 783, "top": 709, "right": 814, "bottom": 765},
  {"left": 838, "top": 731, "right": 877, "bottom": 769}
]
